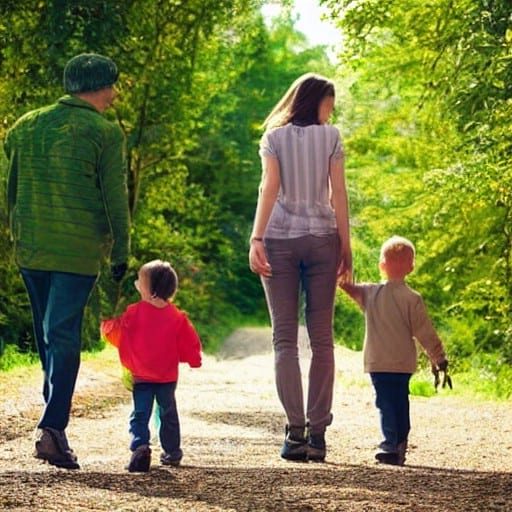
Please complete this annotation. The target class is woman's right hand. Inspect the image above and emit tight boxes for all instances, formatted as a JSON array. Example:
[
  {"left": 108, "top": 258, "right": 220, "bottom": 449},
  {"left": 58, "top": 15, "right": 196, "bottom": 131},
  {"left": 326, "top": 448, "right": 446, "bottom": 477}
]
[{"left": 249, "top": 241, "right": 272, "bottom": 277}]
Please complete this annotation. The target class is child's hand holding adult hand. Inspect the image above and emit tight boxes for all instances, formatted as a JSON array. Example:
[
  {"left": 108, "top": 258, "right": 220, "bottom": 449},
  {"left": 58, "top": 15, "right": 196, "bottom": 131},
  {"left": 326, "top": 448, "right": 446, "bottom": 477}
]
[{"left": 337, "top": 270, "right": 353, "bottom": 287}]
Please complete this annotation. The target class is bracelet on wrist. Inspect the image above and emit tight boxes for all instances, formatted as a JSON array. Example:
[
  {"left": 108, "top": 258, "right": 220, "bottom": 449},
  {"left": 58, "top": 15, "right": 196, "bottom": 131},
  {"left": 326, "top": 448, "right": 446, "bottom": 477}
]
[{"left": 250, "top": 237, "right": 263, "bottom": 244}]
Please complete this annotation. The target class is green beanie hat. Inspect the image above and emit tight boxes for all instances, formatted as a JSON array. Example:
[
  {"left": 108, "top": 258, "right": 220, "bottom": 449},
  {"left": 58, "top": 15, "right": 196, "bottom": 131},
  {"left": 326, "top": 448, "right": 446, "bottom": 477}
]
[{"left": 63, "top": 53, "right": 119, "bottom": 94}]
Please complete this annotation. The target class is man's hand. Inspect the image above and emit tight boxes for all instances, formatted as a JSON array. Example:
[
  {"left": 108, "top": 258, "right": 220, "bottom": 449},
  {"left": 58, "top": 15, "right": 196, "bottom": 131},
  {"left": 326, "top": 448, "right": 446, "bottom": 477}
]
[{"left": 111, "top": 262, "right": 127, "bottom": 282}]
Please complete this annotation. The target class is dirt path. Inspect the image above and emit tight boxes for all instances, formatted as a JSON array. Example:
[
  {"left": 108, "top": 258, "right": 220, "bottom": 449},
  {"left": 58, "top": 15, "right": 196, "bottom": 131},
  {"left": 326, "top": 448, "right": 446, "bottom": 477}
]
[{"left": 0, "top": 327, "right": 511, "bottom": 511}]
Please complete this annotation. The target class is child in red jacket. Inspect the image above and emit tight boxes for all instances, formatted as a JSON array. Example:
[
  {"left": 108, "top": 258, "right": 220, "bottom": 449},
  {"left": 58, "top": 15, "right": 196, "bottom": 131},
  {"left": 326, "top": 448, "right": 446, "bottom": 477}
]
[{"left": 101, "top": 259, "right": 202, "bottom": 472}]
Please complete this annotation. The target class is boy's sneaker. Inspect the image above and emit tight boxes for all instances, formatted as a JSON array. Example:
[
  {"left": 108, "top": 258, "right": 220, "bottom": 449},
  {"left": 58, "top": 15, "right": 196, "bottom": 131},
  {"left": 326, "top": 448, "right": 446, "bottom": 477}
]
[
  {"left": 375, "top": 450, "right": 400, "bottom": 465},
  {"left": 307, "top": 432, "right": 326, "bottom": 462},
  {"left": 160, "top": 452, "right": 182, "bottom": 467},
  {"left": 375, "top": 441, "right": 400, "bottom": 465},
  {"left": 34, "top": 427, "right": 80, "bottom": 470},
  {"left": 127, "top": 444, "right": 151, "bottom": 472},
  {"left": 280, "top": 425, "right": 308, "bottom": 461},
  {"left": 375, "top": 439, "right": 407, "bottom": 466}
]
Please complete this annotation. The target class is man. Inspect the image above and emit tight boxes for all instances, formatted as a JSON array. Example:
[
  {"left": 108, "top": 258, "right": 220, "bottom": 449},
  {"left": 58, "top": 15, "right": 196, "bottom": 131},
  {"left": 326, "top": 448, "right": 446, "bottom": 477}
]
[{"left": 4, "top": 53, "right": 130, "bottom": 469}]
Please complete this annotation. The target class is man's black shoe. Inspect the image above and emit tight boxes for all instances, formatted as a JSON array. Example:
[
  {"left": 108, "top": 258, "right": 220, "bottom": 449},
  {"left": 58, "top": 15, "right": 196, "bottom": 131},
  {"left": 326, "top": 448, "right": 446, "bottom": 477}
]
[{"left": 34, "top": 427, "right": 80, "bottom": 470}]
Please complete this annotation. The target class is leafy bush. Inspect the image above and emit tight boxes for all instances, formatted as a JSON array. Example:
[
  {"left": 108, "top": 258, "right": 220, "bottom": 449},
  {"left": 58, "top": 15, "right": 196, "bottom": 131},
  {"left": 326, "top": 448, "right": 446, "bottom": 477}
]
[
  {"left": 0, "top": 344, "right": 38, "bottom": 371},
  {"left": 450, "top": 353, "right": 512, "bottom": 400},
  {"left": 334, "top": 292, "right": 365, "bottom": 350},
  {"left": 0, "top": 210, "right": 34, "bottom": 357},
  {"left": 409, "top": 377, "right": 436, "bottom": 398}
]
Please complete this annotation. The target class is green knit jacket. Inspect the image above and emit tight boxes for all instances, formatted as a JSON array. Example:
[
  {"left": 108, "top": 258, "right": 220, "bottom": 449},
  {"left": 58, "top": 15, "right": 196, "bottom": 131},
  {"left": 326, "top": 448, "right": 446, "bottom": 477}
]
[{"left": 4, "top": 95, "right": 130, "bottom": 275}]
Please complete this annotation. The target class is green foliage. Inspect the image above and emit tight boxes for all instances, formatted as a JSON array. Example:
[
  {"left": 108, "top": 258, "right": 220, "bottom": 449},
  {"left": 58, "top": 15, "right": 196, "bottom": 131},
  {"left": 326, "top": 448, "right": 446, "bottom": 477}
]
[
  {"left": 0, "top": 1, "right": 338, "bottom": 363},
  {"left": 334, "top": 292, "right": 365, "bottom": 350},
  {"left": 442, "top": 352, "right": 512, "bottom": 400},
  {"left": 409, "top": 376, "right": 437, "bottom": 398},
  {"left": 322, "top": 0, "right": 512, "bottom": 389},
  {"left": 0, "top": 343, "right": 37, "bottom": 371},
  {"left": 0, "top": 173, "right": 33, "bottom": 355},
  {"left": 2, "top": 0, "right": 508, "bottom": 402}
]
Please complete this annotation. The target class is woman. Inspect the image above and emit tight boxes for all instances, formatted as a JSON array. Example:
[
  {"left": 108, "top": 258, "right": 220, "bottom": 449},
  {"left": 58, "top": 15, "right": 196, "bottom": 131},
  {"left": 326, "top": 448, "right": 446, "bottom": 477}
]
[{"left": 249, "top": 73, "right": 352, "bottom": 462}]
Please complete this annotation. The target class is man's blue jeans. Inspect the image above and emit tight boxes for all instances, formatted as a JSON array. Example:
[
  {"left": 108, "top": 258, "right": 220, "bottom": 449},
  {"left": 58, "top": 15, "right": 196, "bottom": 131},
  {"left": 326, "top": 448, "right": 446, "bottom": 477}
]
[
  {"left": 130, "top": 382, "right": 182, "bottom": 459},
  {"left": 370, "top": 372, "right": 412, "bottom": 452},
  {"left": 20, "top": 268, "right": 97, "bottom": 431}
]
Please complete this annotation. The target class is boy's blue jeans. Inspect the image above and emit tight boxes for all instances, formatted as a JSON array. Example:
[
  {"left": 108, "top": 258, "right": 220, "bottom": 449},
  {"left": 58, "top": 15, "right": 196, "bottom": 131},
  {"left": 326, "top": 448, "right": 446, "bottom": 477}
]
[
  {"left": 130, "top": 382, "right": 182, "bottom": 459},
  {"left": 20, "top": 268, "right": 97, "bottom": 431},
  {"left": 370, "top": 372, "right": 412, "bottom": 452}
]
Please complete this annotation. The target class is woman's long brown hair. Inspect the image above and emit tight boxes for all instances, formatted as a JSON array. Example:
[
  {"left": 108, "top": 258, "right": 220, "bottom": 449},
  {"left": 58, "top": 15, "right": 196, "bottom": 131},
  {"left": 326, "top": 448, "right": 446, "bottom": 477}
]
[{"left": 263, "top": 73, "right": 335, "bottom": 130}]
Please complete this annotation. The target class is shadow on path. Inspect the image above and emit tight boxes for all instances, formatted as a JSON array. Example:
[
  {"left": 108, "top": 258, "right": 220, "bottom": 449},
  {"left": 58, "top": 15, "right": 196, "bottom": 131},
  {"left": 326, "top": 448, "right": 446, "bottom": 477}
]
[{"left": 1, "top": 463, "right": 511, "bottom": 512}]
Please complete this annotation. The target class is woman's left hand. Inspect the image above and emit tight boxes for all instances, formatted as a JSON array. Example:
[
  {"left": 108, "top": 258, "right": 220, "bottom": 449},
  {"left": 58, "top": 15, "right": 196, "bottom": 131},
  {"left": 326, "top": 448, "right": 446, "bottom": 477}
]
[
  {"left": 337, "top": 246, "right": 353, "bottom": 281},
  {"left": 249, "top": 241, "right": 272, "bottom": 277}
]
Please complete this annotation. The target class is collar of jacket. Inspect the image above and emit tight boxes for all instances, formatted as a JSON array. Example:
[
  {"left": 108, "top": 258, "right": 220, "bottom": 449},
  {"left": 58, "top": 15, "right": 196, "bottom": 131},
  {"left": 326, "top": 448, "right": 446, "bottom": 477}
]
[{"left": 57, "top": 94, "right": 100, "bottom": 113}]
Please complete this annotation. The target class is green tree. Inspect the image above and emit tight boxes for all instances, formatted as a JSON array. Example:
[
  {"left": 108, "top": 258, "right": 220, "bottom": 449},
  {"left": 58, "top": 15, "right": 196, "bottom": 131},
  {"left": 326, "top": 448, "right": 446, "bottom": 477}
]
[
  {"left": 0, "top": 1, "right": 337, "bottom": 359},
  {"left": 324, "top": 0, "right": 512, "bottom": 368},
  {"left": 185, "top": 12, "right": 335, "bottom": 318},
  {"left": 0, "top": 0, "right": 263, "bottom": 353}
]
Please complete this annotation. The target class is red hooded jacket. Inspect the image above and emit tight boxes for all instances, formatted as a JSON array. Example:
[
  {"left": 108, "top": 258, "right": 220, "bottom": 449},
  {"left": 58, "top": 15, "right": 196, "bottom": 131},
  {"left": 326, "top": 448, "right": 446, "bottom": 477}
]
[{"left": 101, "top": 301, "right": 202, "bottom": 383}]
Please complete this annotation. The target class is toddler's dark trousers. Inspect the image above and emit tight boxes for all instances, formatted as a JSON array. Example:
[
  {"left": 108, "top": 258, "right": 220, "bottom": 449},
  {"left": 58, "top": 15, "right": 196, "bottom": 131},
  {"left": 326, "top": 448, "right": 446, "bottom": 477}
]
[{"left": 130, "top": 381, "right": 182, "bottom": 459}]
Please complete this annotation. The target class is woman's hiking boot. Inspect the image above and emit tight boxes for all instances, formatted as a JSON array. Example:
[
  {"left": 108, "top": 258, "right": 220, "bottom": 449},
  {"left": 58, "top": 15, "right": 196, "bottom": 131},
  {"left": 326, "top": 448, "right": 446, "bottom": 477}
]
[
  {"left": 280, "top": 425, "right": 307, "bottom": 461},
  {"left": 307, "top": 431, "right": 326, "bottom": 462}
]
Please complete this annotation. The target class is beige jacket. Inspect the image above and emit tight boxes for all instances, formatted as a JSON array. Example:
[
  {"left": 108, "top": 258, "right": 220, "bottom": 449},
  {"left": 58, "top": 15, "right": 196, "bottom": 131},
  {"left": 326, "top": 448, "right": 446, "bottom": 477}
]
[{"left": 360, "top": 280, "right": 445, "bottom": 373}]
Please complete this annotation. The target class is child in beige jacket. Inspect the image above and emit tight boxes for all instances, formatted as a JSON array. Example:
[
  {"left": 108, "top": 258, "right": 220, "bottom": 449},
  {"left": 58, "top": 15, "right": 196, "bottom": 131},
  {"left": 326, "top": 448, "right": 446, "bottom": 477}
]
[{"left": 340, "top": 236, "right": 448, "bottom": 465}]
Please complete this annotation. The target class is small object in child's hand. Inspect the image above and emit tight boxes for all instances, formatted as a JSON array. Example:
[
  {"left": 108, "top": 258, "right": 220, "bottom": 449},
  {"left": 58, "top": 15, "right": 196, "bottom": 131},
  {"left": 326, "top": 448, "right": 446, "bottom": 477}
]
[
  {"left": 443, "top": 372, "right": 453, "bottom": 390},
  {"left": 432, "top": 362, "right": 453, "bottom": 391}
]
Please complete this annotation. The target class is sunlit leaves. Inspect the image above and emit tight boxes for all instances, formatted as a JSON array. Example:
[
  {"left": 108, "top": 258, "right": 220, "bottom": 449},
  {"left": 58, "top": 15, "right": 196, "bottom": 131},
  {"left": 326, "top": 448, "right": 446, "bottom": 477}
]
[{"left": 327, "top": 0, "right": 512, "bottom": 361}]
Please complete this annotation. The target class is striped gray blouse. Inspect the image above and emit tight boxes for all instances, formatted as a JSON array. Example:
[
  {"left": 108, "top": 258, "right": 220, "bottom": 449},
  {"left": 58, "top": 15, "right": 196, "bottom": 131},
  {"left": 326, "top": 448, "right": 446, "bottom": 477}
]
[{"left": 259, "top": 123, "right": 344, "bottom": 239}]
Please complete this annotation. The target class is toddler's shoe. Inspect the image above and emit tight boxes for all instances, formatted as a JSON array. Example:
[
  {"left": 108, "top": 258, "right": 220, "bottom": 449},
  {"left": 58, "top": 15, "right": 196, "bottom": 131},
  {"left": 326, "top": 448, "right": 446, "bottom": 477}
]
[
  {"left": 127, "top": 444, "right": 151, "bottom": 472},
  {"left": 307, "top": 432, "right": 326, "bottom": 462},
  {"left": 160, "top": 451, "right": 182, "bottom": 467},
  {"left": 280, "top": 425, "right": 308, "bottom": 461},
  {"left": 34, "top": 427, "right": 80, "bottom": 470}
]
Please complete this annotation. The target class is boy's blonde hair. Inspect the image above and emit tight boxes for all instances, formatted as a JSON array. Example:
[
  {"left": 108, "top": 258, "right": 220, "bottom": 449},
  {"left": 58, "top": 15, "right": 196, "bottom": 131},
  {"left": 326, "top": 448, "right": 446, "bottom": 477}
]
[{"left": 379, "top": 236, "right": 415, "bottom": 263}]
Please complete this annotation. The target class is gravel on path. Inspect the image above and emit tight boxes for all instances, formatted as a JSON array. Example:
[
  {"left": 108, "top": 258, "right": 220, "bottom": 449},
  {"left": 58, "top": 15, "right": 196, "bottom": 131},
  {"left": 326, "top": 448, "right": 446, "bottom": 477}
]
[{"left": 0, "top": 327, "right": 511, "bottom": 511}]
